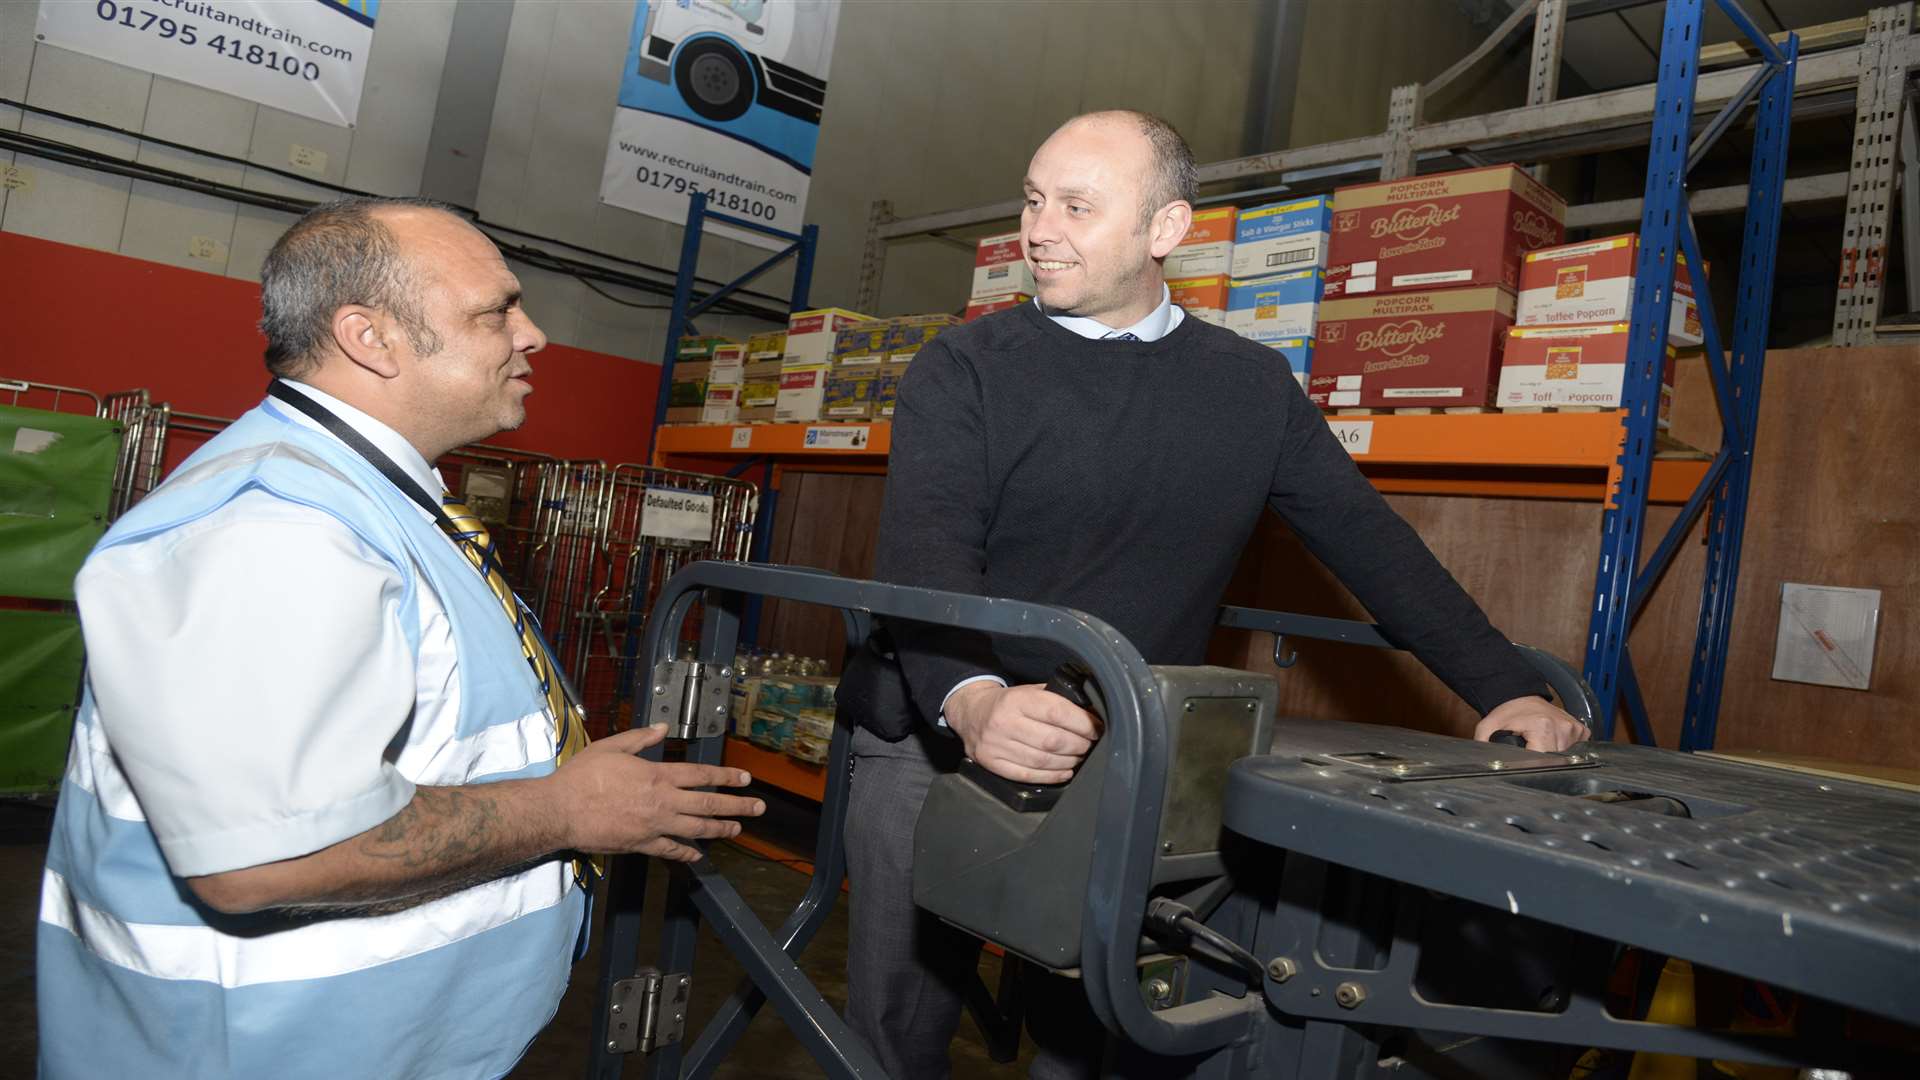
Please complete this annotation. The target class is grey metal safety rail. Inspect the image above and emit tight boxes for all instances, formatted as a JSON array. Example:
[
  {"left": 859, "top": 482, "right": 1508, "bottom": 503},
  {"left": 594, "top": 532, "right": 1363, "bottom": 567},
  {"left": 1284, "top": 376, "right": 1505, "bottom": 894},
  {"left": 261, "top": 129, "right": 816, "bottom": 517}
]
[{"left": 587, "top": 560, "right": 1267, "bottom": 1078}]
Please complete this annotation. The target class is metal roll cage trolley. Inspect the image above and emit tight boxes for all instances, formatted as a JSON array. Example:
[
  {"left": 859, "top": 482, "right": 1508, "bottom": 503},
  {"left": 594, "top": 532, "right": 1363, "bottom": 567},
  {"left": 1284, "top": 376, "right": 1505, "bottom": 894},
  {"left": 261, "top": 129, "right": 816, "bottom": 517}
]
[{"left": 587, "top": 561, "right": 1919, "bottom": 1080}]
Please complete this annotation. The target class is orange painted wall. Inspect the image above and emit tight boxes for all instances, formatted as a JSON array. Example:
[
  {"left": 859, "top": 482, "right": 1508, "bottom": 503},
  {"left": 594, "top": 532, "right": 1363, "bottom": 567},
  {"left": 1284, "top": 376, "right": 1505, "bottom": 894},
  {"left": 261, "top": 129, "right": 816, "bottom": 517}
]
[{"left": 0, "top": 232, "right": 662, "bottom": 465}]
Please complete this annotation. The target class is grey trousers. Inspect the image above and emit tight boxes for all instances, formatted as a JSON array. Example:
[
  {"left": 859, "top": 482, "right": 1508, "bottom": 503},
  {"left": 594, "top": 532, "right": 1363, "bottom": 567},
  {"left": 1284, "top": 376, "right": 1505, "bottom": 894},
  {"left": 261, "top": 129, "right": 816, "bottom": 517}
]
[{"left": 842, "top": 724, "right": 1107, "bottom": 1079}]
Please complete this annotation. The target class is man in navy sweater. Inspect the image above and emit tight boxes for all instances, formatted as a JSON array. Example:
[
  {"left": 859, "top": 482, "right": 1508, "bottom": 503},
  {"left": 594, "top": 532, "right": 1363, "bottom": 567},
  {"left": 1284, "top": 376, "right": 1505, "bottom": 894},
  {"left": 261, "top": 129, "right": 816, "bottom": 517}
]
[{"left": 844, "top": 111, "right": 1586, "bottom": 1078}]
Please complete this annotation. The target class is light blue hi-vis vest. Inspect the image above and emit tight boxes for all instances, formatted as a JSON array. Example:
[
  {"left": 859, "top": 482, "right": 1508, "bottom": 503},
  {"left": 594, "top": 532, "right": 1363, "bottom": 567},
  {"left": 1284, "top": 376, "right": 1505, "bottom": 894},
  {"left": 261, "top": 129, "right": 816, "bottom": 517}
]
[{"left": 38, "top": 401, "right": 585, "bottom": 1080}]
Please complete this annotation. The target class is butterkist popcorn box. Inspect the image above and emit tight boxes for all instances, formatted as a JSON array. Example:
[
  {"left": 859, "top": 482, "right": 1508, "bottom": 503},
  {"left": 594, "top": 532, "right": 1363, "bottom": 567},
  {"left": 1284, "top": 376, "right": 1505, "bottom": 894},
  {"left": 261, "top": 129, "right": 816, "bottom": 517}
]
[
  {"left": 1311, "top": 285, "right": 1516, "bottom": 409},
  {"left": 964, "top": 293, "right": 1031, "bottom": 321},
  {"left": 972, "top": 232, "right": 1036, "bottom": 302},
  {"left": 1515, "top": 235, "right": 1703, "bottom": 346},
  {"left": 784, "top": 308, "right": 873, "bottom": 367},
  {"left": 832, "top": 323, "right": 891, "bottom": 366},
  {"left": 1497, "top": 323, "right": 1675, "bottom": 423},
  {"left": 1324, "top": 164, "right": 1565, "bottom": 298},
  {"left": 774, "top": 363, "right": 832, "bottom": 422},
  {"left": 1225, "top": 269, "right": 1323, "bottom": 343},
  {"left": 1268, "top": 337, "right": 1312, "bottom": 388},
  {"left": 1164, "top": 206, "right": 1238, "bottom": 278},
  {"left": 1231, "top": 196, "right": 1333, "bottom": 279},
  {"left": 1167, "top": 274, "right": 1230, "bottom": 328}
]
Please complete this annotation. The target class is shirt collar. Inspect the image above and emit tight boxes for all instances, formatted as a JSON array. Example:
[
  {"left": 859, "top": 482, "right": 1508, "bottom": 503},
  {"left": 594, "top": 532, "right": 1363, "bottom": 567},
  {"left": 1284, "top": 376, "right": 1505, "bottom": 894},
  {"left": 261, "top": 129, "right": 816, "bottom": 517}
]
[
  {"left": 275, "top": 380, "right": 445, "bottom": 498},
  {"left": 1040, "top": 283, "right": 1185, "bottom": 341}
]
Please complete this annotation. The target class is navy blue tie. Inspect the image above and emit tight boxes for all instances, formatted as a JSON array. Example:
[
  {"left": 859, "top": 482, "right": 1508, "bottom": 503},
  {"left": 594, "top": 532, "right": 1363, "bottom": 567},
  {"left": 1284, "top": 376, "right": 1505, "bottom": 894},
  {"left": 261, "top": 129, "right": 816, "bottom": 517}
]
[{"left": 1106, "top": 331, "right": 1139, "bottom": 341}]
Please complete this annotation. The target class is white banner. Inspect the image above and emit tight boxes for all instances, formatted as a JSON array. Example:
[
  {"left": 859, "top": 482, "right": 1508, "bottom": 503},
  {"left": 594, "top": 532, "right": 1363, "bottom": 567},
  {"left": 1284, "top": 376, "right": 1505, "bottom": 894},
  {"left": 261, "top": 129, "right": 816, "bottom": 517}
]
[
  {"left": 599, "top": 1, "right": 840, "bottom": 250},
  {"left": 639, "top": 488, "right": 715, "bottom": 543},
  {"left": 36, "top": 0, "right": 378, "bottom": 128}
]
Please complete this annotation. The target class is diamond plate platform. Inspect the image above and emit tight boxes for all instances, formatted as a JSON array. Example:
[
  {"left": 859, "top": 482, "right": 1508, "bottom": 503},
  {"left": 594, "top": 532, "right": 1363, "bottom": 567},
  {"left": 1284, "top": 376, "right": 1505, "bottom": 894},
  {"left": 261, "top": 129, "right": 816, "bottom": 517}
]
[{"left": 1223, "top": 719, "right": 1920, "bottom": 1025}]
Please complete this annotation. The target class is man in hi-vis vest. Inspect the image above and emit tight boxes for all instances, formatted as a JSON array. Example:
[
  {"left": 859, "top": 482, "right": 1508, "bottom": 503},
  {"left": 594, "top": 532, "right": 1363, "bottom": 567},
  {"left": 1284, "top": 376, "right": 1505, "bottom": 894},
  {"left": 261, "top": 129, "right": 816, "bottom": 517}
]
[{"left": 38, "top": 197, "right": 764, "bottom": 1079}]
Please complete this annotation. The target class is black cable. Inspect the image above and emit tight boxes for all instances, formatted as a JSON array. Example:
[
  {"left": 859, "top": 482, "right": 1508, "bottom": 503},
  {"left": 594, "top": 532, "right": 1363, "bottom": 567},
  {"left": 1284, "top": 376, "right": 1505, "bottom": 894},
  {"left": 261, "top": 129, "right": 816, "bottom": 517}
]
[
  {"left": 1144, "top": 897, "right": 1267, "bottom": 985},
  {"left": 576, "top": 277, "right": 675, "bottom": 311},
  {"left": 0, "top": 96, "right": 796, "bottom": 309}
]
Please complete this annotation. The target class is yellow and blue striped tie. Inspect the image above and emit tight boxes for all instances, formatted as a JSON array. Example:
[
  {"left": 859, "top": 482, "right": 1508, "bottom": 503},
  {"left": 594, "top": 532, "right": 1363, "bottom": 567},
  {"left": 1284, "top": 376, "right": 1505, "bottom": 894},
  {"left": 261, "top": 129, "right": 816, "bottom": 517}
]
[{"left": 440, "top": 493, "right": 599, "bottom": 889}]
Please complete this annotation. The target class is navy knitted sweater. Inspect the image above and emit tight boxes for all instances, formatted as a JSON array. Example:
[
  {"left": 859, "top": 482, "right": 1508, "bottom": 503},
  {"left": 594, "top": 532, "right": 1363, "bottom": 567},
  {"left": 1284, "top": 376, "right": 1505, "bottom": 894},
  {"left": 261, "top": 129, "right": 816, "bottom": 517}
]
[{"left": 873, "top": 300, "right": 1547, "bottom": 725}]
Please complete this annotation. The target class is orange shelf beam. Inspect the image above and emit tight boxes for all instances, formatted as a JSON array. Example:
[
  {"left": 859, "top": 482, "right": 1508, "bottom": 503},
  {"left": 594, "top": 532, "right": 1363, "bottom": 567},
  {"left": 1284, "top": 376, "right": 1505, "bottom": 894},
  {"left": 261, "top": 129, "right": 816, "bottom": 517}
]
[
  {"left": 657, "top": 414, "right": 1709, "bottom": 504},
  {"left": 723, "top": 735, "right": 826, "bottom": 802}
]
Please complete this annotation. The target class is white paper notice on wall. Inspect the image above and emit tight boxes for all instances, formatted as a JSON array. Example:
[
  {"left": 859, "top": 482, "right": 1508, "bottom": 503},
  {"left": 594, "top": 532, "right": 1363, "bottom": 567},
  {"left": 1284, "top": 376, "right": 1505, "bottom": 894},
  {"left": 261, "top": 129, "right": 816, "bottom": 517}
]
[
  {"left": 1771, "top": 583, "right": 1881, "bottom": 690},
  {"left": 639, "top": 487, "right": 715, "bottom": 543},
  {"left": 1326, "top": 421, "right": 1373, "bottom": 456},
  {"left": 35, "top": 0, "right": 378, "bottom": 127}
]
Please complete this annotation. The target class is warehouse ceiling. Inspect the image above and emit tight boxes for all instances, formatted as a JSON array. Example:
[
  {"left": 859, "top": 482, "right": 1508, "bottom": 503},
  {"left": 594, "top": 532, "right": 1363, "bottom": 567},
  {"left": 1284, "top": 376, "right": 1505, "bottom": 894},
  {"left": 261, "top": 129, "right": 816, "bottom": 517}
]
[{"left": 1503, "top": 0, "right": 1884, "bottom": 91}]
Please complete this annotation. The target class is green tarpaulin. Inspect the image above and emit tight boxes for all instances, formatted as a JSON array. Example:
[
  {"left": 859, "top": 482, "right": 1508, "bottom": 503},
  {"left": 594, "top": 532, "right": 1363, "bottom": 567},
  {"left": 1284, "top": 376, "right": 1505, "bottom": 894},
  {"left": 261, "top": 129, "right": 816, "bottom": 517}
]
[
  {"left": 0, "top": 610, "right": 84, "bottom": 795},
  {"left": 0, "top": 403, "right": 119, "bottom": 601}
]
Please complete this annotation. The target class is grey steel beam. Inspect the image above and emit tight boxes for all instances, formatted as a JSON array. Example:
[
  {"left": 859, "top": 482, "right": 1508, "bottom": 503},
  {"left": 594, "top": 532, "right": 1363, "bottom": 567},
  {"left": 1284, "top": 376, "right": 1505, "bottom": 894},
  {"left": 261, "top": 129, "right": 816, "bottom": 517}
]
[
  {"left": 1425, "top": 0, "right": 1542, "bottom": 101},
  {"left": 853, "top": 198, "right": 892, "bottom": 314},
  {"left": 1566, "top": 171, "right": 1852, "bottom": 229},
  {"left": 1381, "top": 84, "right": 1424, "bottom": 180}
]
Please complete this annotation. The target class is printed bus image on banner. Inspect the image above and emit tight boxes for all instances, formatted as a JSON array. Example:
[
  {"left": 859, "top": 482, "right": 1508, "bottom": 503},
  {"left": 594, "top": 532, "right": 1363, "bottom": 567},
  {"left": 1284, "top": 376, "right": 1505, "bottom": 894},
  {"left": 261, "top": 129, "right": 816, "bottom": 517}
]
[
  {"left": 36, "top": 0, "right": 377, "bottom": 128},
  {"left": 600, "top": 0, "right": 840, "bottom": 249}
]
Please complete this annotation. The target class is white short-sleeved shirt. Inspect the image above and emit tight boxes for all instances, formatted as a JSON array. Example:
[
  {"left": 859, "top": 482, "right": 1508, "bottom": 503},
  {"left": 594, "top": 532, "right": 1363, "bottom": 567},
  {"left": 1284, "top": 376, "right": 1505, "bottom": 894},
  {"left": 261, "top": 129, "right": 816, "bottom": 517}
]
[{"left": 74, "top": 381, "right": 462, "bottom": 877}]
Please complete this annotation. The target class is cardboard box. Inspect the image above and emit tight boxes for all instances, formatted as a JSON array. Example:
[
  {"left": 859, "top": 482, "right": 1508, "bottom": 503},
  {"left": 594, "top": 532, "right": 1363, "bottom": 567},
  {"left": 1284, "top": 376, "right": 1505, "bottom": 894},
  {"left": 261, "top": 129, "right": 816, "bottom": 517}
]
[
  {"left": 1311, "top": 285, "right": 1516, "bottom": 409},
  {"left": 775, "top": 363, "right": 831, "bottom": 422},
  {"left": 1168, "top": 275, "right": 1230, "bottom": 328},
  {"left": 676, "top": 335, "right": 734, "bottom": 361},
  {"left": 785, "top": 308, "right": 874, "bottom": 366},
  {"left": 739, "top": 360, "right": 782, "bottom": 410},
  {"left": 1164, "top": 206, "right": 1238, "bottom": 278},
  {"left": 708, "top": 343, "right": 748, "bottom": 387},
  {"left": 1267, "top": 337, "right": 1313, "bottom": 388},
  {"left": 886, "top": 313, "right": 960, "bottom": 361},
  {"left": 874, "top": 361, "right": 911, "bottom": 418},
  {"left": 973, "top": 232, "right": 1035, "bottom": 301},
  {"left": 1326, "top": 164, "right": 1565, "bottom": 297},
  {"left": 1225, "top": 269, "right": 1324, "bottom": 342},
  {"left": 701, "top": 383, "right": 740, "bottom": 425},
  {"left": 747, "top": 330, "right": 788, "bottom": 357},
  {"left": 822, "top": 367, "right": 881, "bottom": 420},
  {"left": 1497, "top": 323, "right": 1675, "bottom": 422},
  {"left": 669, "top": 359, "right": 711, "bottom": 408},
  {"left": 1515, "top": 235, "right": 1702, "bottom": 346},
  {"left": 964, "top": 293, "right": 1031, "bottom": 321},
  {"left": 833, "top": 323, "right": 892, "bottom": 366},
  {"left": 1231, "top": 196, "right": 1333, "bottom": 279}
]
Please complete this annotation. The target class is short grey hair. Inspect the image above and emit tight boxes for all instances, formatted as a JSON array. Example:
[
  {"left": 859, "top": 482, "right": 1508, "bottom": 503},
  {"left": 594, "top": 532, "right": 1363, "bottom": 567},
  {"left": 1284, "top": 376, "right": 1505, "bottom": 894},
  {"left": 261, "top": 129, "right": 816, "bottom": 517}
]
[
  {"left": 259, "top": 196, "right": 451, "bottom": 377},
  {"left": 1068, "top": 110, "right": 1199, "bottom": 227}
]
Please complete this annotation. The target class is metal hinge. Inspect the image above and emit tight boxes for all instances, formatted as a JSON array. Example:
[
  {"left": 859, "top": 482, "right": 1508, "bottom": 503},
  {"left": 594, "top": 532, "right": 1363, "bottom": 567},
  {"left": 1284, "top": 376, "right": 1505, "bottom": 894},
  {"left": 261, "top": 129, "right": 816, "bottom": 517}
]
[
  {"left": 606, "top": 969, "right": 691, "bottom": 1055},
  {"left": 649, "top": 659, "right": 731, "bottom": 739}
]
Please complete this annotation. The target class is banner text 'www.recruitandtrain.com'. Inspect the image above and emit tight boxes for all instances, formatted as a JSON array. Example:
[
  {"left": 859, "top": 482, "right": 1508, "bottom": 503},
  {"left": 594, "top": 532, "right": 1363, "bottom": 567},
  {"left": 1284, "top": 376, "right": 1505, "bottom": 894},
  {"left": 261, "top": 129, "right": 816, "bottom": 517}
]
[
  {"left": 619, "top": 141, "right": 801, "bottom": 223},
  {"left": 90, "top": 0, "right": 357, "bottom": 83}
]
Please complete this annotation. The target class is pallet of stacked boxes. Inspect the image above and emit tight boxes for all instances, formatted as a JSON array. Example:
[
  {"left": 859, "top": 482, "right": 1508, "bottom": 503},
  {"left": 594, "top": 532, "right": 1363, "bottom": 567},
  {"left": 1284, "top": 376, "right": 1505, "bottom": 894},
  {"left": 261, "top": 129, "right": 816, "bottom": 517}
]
[
  {"left": 1312, "top": 164, "right": 1565, "bottom": 412},
  {"left": 1497, "top": 234, "right": 1705, "bottom": 414},
  {"left": 777, "top": 307, "right": 872, "bottom": 423},
  {"left": 667, "top": 335, "right": 736, "bottom": 423},
  {"left": 1226, "top": 196, "right": 1331, "bottom": 387},
  {"left": 1168, "top": 275, "right": 1229, "bottom": 328}
]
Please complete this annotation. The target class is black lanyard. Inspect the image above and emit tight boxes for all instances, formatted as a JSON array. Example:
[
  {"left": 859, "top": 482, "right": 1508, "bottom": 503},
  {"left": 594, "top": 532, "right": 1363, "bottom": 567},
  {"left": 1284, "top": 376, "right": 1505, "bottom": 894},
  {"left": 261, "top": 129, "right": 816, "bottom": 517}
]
[{"left": 266, "top": 379, "right": 461, "bottom": 534}]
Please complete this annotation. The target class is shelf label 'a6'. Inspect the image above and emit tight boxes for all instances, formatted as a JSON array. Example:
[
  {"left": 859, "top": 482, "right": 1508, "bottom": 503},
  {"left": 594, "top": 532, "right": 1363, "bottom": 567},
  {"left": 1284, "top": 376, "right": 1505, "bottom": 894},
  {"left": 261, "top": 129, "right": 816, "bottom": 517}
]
[{"left": 1327, "top": 420, "right": 1373, "bottom": 456}]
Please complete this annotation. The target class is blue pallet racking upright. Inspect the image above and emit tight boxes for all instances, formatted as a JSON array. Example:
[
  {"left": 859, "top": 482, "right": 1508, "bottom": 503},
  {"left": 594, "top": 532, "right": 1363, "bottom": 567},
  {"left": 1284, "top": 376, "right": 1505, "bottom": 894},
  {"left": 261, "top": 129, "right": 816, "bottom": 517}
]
[{"left": 1581, "top": 0, "right": 1797, "bottom": 747}]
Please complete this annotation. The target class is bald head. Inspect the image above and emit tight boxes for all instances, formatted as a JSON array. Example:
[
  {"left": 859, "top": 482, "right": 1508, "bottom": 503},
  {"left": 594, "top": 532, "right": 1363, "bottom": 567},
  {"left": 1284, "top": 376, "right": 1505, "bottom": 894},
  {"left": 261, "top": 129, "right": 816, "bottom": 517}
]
[
  {"left": 259, "top": 196, "right": 460, "bottom": 378},
  {"left": 1053, "top": 111, "right": 1198, "bottom": 226}
]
